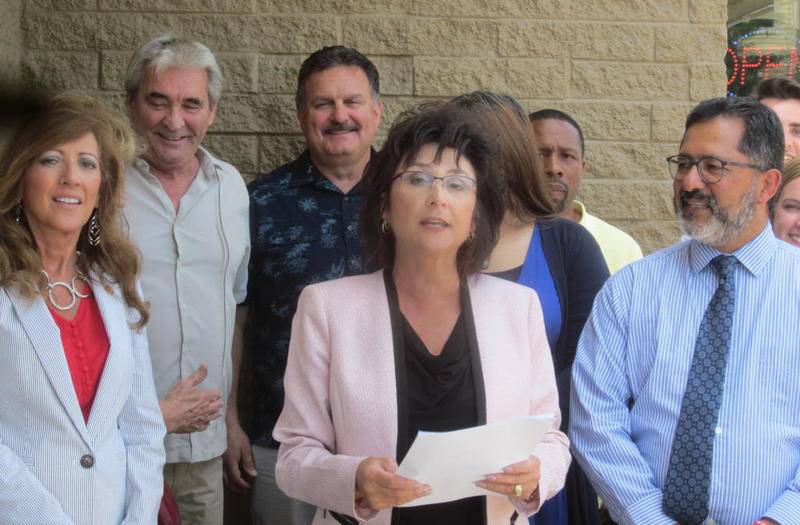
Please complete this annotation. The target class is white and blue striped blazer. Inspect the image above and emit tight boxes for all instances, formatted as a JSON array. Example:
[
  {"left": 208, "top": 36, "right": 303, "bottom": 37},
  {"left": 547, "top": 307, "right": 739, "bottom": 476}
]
[{"left": 0, "top": 276, "right": 166, "bottom": 525}]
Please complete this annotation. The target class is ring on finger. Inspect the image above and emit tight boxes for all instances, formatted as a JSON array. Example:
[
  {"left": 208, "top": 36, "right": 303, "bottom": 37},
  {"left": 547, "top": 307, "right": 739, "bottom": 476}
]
[{"left": 513, "top": 484, "right": 523, "bottom": 498}]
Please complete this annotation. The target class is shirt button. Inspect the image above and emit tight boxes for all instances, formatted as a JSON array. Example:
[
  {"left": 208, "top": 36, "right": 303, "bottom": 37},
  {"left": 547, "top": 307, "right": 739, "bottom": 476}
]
[
  {"left": 347, "top": 224, "right": 354, "bottom": 232},
  {"left": 80, "top": 454, "right": 94, "bottom": 469},
  {"left": 715, "top": 426, "right": 722, "bottom": 435}
]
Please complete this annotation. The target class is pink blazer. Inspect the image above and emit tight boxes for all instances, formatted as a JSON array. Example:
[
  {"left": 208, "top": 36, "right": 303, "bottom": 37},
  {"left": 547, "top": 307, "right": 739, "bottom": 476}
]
[{"left": 274, "top": 270, "right": 570, "bottom": 524}]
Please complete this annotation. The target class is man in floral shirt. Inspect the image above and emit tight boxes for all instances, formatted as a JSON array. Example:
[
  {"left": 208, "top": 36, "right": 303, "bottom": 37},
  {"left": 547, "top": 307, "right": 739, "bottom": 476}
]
[{"left": 238, "top": 45, "right": 382, "bottom": 524}]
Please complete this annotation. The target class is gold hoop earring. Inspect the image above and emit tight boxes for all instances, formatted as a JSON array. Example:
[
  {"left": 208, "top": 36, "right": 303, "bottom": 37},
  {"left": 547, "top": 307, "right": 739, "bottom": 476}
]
[
  {"left": 381, "top": 219, "right": 391, "bottom": 234},
  {"left": 466, "top": 232, "right": 475, "bottom": 243},
  {"left": 14, "top": 203, "right": 23, "bottom": 225}
]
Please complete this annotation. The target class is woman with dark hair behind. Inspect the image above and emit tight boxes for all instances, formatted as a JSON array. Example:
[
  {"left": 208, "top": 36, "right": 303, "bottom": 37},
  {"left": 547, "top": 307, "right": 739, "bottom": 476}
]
[
  {"left": 452, "top": 91, "right": 609, "bottom": 525},
  {"left": 0, "top": 94, "right": 166, "bottom": 523},
  {"left": 273, "top": 102, "right": 570, "bottom": 524}
]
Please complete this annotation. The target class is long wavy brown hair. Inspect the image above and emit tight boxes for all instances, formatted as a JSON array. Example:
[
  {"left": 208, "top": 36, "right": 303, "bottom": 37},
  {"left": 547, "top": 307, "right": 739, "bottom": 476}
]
[{"left": 0, "top": 94, "right": 149, "bottom": 329}]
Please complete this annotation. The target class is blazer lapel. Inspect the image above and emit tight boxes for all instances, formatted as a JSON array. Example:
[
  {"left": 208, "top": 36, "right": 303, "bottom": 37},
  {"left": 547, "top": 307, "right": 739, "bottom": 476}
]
[
  {"left": 7, "top": 288, "right": 91, "bottom": 445},
  {"left": 86, "top": 279, "right": 128, "bottom": 443}
]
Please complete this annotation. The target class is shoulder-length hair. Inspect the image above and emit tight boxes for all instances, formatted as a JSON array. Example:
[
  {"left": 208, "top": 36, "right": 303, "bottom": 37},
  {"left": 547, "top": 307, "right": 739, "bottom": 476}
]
[
  {"left": 450, "top": 91, "right": 557, "bottom": 222},
  {"left": 361, "top": 102, "right": 505, "bottom": 277},
  {"left": 0, "top": 94, "right": 149, "bottom": 329}
]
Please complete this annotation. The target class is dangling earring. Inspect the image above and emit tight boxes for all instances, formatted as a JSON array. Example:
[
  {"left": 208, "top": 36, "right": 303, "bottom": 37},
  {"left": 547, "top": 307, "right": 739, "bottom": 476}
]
[
  {"left": 14, "top": 202, "right": 22, "bottom": 225},
  {"left": 466, "top": 232, "right": 475, "bottom": 243},
  {"left": 381, "top": 219, "right": 391, "bottom": 234},
  {"left": 88, "top": 210, "right": 101, "bottom": 246}
]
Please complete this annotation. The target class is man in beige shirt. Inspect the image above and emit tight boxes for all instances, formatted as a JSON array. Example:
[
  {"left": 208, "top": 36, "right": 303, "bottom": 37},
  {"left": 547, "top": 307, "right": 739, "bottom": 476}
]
[{"left": 123, "top": 35, "right": 251, "bottom": 524}]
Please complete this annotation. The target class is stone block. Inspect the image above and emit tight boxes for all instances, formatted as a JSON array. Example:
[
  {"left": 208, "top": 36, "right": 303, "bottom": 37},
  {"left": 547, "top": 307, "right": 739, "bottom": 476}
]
[
  {"left": 655, "top": 24, "right": 727, "bottom": 62},
  {"left": 259, "top": 55, "right": 303, "bottom": 95},
  {"left": 550, "top": 101, "right": 651, "bottom": 141},
  {"left": 378, "top": 96, "right": 417, "bottom": 135},
  {"left": 97, "top": 90, "right": 127, "bottom": 115},
  {"left": 585, "top": 142, "right": 676, "bottom": 180},
  {"left": 214, "top": 93, "right": 298, "bottom": 133},
  {"left": 569, "top": 0, "right": 687, "bottom": 22},
  {"left": 344, "top": 17, "right": 496, "bottom": 57},
  {"left": 414, "top": 57, "right": 566, "bottom": 98},
  {"left": 652, "top": 102, "right": 694, "bottom": 142},
  {"left": 689, "top": 0, "right": 727, "bottom": 23},
  {"left": 22, "top": 51, "right": 99, "bottom": 91},
  {"left": 579, "top": 179, "right": 674, "bottom": 220},
  {"left": 371, "top": 56, "right": 413, "bottom": 96},
  {"left": 203, "top": 134, "right": 258, "bottom": 173},
  {"left": 218, "top": 53, "right": 258, "bottom": 93},
  {"left": 613, "top": 219, "right": 682, "bottom": 253},
  {"left": 179, "top": 15, "right": 338, "bottom": 53},
  {"left": 690, "top": 63, "right": 726, "bottom": 101},
  {"left": 96, "top": 12, "right": 181, "bottom": 50},
  {"left": 572, "top": 62, "right": 689, "bottom": 100},
  {"left": 31, "top": 0, "right": 97, "bottom": 9},
  {"left": 499, "top": 21, "right": 654, "bottom": 62},
  {"left": 100, "top": 51, "right": 130, "bottom": 91},
  {"left": 258, "top": 134, "right": 307, "bottom": 174},
  {"left": 412, "top": 0, "right": 570, "bottom": 17},
  {"left": 343, "top": 17, "right": 409, "bottom": 55},
  {"left": 257, "top": 0, "right": 411, "bottom": 14},
  {"left": 98, "top": 0, "right": 253, "bottom": 11},
  {"left": 23, "top": 8, "right": 100, "bottom": 50}
]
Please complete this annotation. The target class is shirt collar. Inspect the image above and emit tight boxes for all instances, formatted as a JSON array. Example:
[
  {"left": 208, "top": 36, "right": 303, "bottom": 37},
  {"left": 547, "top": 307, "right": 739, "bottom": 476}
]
[
  {"left": 132, "top": 146, "right": 215, "bottom": 181},
  {"left": 286, "top": 149, "right": 372, "bottom": 195},
  {"left": 573, "top": 200, "right": 587, "bottom": 223},
  {"left": 688, "top": 222, "right": 777, "bottom": 276}
]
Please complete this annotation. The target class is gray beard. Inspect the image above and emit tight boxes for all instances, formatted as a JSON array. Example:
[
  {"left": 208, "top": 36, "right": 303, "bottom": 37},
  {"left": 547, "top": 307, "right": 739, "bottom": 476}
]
[{"left": 676, "top": 179, "right": 758, "bottom": 249}]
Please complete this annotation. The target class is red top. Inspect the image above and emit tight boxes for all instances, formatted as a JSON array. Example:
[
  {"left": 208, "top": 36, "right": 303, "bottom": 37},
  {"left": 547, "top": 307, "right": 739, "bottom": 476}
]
[{"left": 49, "top": 293, "right": 110, "bottom": 422}]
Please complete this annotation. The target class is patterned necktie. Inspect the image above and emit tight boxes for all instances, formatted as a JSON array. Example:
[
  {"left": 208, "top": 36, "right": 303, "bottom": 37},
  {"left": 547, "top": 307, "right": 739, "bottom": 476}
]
[{"left": 662, "top": 255, "right": 737, "bottom": 525}]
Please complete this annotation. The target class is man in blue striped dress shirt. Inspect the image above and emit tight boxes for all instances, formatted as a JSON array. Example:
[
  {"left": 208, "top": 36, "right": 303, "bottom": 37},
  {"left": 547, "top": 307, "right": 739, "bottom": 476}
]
[{"left": 570, "top": 96, "right": 800, "bottom": 525}]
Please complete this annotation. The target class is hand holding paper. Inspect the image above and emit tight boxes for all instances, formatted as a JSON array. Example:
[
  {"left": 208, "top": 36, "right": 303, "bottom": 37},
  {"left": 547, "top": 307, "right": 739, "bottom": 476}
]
[{"left": 395, "top": 415, "right": 554, "bottom": 507}]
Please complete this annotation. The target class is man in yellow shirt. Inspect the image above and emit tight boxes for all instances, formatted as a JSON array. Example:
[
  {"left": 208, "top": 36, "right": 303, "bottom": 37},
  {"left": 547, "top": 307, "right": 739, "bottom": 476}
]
[{"left": 530, "top": 109, "right": 643, "bottom": 273}]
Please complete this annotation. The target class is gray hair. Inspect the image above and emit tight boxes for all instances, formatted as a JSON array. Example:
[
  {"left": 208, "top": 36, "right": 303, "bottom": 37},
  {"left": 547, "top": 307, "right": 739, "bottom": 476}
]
[
  {"left": 125, "top": 34, "right": 223, "bottom": 107},
  {"left": 684, "top": 97, "right": 784, "bottom": 173}
]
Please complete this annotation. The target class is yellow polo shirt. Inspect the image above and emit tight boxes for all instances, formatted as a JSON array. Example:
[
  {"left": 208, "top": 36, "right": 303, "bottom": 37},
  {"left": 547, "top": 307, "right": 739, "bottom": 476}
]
[{"left": 575, "top": 200, "right": 643, "bottom": 274}]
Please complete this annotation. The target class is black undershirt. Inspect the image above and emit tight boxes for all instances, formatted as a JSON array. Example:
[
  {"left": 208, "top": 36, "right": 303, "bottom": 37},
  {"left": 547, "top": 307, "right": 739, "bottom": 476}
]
[{"left": 392, "top": 308, "right": 483, "bottom": 525}]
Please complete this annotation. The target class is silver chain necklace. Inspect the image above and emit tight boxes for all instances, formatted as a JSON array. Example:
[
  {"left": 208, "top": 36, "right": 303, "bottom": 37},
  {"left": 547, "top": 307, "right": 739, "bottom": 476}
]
[{"left": 42, "top": 269, "right": 92, "bottom": 311}]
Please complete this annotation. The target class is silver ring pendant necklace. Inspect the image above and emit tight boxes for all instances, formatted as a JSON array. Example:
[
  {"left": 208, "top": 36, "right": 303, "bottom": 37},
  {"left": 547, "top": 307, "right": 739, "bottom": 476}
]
[{"left": 42, "top": 269, "right": 91, "bottom": 311}]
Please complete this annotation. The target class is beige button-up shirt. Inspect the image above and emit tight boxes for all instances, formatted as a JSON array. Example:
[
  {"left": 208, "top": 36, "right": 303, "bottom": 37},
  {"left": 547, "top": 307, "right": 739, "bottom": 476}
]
[{"left": 123, "top": 148, "right": 250, "bottom": 463}]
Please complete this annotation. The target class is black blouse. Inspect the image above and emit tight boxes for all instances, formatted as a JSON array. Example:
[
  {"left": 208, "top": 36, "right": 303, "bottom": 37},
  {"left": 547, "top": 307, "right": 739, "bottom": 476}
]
[{"left": 387, "top": 278, "right": 484, "bottom": 525}]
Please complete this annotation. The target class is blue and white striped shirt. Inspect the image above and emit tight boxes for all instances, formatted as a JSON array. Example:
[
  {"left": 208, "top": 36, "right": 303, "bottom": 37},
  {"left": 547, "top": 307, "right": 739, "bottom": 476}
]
[{"left": 570, "top": 225, "right": 800, "bottom": 525}]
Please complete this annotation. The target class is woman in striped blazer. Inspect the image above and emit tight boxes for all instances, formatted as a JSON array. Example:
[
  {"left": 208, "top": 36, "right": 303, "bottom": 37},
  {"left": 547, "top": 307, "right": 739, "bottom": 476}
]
[{"left": 0, "top": 94, "right": 166, "bottom": 524}]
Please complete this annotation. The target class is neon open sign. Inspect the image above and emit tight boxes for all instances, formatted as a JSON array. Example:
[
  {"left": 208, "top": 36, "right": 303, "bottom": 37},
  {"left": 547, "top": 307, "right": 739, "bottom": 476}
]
[{"left": 727, "top": 46, "right": 800, "bottom": 86}]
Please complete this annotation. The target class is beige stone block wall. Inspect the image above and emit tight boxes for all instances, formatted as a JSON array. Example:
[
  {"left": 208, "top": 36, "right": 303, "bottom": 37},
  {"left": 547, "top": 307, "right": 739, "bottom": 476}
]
[
  {"left": 0, "top": 0, "right": 23, "bottom": 148},
  {"left": 16, "top": 0, "right": 730, "bottom": 253}
]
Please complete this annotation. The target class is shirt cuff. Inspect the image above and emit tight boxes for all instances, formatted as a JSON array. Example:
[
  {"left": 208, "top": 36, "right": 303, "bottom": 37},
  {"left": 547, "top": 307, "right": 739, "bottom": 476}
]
[
  {"left": 621, "top": 491, "right": 676, "bottom": 525},
  {"left": 764, "top": 489, "right": 800, "bottom": 525}
]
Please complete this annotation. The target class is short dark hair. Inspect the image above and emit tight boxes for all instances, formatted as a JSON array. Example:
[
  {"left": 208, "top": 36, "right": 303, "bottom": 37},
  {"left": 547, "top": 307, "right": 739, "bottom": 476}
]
[
  {"left": 360, "top": 103, "right": 505, "bottom": 277},
  {"left": 295, "top": 46, "right": 380, "bottom": 111},
  {"left": 756, "top": 77, "right": 800, "bottom": 102},
  {"left": 684, "top": 97, "right": 784, "bottom": 173},
  {"left": 529, "top": 108, "right": 586, "bottom": 155}
]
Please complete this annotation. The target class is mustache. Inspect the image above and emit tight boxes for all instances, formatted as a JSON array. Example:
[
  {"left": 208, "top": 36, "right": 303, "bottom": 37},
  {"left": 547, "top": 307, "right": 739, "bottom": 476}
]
[
  {"left": 324, "top": 122, "right": 359, "bottom": 134},
  {"left": 677, "top": 189, "right": 719, "bottom": 212}
]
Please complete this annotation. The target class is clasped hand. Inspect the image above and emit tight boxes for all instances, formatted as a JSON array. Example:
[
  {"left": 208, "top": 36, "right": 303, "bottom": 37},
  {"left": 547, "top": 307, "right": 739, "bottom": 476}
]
[{"left": 354, "top": 454, "right": 541, "bottom": 512}]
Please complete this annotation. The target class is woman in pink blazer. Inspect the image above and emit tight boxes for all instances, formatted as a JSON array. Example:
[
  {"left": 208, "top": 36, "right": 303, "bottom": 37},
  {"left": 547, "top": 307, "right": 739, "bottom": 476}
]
[{"left": 274, "top": 103, "right": 571, "bottom": 524}]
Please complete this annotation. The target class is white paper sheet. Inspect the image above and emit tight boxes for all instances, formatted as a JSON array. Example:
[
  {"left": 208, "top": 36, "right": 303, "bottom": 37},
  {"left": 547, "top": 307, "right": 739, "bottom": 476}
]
[{"left": 395, "top": 414, "right": 555, "bottom": 507}]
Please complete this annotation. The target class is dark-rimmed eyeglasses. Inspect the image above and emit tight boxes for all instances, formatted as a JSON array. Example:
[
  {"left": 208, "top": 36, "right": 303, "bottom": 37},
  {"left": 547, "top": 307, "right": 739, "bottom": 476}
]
[
  {"left": 666, "top": 154, "right": 760, "bottom": 184},
  {"left": 393, "top": 171, "right": 477, "bottom": 197}
]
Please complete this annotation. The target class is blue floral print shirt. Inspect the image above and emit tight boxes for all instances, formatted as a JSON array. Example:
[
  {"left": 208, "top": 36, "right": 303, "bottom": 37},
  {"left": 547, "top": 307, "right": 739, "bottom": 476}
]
[{"left": 246, "top": 150, "right": 366, "bottom": 445}]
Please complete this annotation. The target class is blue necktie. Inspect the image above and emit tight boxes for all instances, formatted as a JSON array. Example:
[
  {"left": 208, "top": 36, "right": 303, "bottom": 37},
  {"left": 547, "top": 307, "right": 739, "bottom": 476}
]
[{"left": 662, "top": 255, "right": 737, "bottom": 525}]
